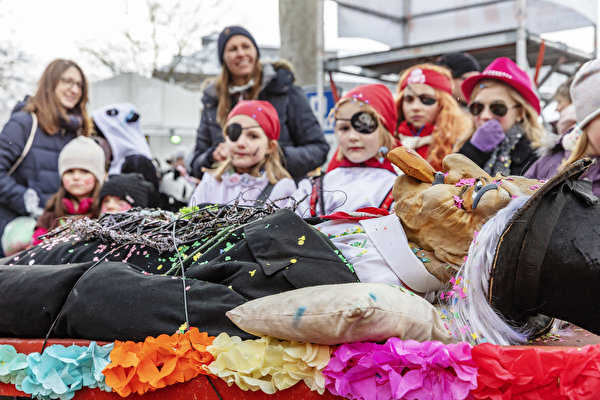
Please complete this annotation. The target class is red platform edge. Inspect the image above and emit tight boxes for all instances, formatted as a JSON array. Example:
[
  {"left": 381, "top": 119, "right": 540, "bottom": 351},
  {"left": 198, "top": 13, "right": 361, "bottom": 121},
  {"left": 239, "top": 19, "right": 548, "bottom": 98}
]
[
  {"left": 1, "top": 337, "right": 594, "bottom": 399},
  {"left": 0, "top": 338, "right": 341, "bottom": 399}
]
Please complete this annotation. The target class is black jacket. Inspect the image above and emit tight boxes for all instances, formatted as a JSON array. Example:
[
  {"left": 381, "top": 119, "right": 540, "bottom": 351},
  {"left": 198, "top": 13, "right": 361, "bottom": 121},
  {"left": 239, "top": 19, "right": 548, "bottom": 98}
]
[
  {"left": 458, "top": 136, "right": 539, "bottom": 176},
  {"left": 190, "top": 62, "right": 330, "bottom": 180},
  {"left": 0, "top": 104, "right": 78, "bottom": 246}
]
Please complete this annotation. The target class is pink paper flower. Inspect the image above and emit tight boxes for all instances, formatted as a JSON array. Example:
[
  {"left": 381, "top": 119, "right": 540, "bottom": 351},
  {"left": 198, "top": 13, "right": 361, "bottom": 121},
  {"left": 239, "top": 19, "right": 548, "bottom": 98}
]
[{"left": 323, "top": 339, "right": 477, "bottom": 400}]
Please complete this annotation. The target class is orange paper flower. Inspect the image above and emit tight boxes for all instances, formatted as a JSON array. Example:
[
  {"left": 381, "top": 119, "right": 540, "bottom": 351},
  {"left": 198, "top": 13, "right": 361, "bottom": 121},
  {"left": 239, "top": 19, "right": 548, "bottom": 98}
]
[{"left": 103, "top": 327, "right": 215, "bottom": 396}]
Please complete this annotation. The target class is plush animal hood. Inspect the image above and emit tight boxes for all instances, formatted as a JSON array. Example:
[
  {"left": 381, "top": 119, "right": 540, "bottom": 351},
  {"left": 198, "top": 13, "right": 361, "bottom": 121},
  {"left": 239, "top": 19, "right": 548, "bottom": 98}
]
[{"left": 387, "top": 147, "right": 543, "bottom": 266}]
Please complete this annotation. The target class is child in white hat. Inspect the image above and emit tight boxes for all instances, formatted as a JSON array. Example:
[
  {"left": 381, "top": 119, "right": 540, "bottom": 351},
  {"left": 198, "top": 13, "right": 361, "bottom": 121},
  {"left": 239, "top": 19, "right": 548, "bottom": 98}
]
[{"left": 32, "top": 136, "right": 106, "bottom": 245}]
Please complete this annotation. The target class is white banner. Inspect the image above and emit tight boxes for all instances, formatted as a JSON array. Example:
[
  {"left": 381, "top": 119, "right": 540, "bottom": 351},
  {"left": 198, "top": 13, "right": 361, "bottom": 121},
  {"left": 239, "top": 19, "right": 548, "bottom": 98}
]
[{"left": 337, "top": 0, "right": 597, "bottom": 47}]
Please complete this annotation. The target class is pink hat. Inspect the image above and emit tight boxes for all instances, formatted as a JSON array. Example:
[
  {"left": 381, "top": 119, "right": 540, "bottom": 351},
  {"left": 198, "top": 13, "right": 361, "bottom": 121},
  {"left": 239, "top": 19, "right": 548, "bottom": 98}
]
[
  {"left": 228, "top": 100, "right": 280, "bottom": 140},
  {"left": 461, "top": 57, "right": 541, "bottom": 114},
  {"left": 341, "top": 84, "right": 398, "bottom": 134}
]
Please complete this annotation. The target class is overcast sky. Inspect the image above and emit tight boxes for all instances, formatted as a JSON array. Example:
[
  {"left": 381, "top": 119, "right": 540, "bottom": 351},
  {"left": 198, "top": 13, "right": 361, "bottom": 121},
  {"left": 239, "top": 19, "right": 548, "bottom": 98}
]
[{"left": 0, "top": 0, "right": 597, "bottom": 85}]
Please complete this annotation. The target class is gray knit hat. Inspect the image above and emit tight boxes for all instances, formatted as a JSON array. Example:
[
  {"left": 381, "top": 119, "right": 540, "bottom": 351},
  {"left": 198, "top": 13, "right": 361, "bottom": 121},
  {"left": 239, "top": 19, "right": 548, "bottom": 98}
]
[
  {"left": 570, "top": 59, "right": 600, "bottom": 131},
  {"left": 59, "top": 136, "right": 106, "bottom": 183}
]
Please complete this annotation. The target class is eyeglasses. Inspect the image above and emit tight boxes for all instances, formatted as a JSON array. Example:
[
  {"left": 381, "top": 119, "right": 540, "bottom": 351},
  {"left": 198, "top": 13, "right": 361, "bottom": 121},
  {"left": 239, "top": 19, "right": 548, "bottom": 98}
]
[
  {"left": 469, "top": 101, "right": 521, "bottom": 117},
  {"left": 336, "top": 111, "right": 379, "bottom": 134},
  {"left": 105, "top": 108, "right": 140, "bottom": 123},
  {"left": 59, "top": 77, "right": 83, "bottom": 90},
  {"left": 226, "top": 123, "right": 261, "bottom": 141}
]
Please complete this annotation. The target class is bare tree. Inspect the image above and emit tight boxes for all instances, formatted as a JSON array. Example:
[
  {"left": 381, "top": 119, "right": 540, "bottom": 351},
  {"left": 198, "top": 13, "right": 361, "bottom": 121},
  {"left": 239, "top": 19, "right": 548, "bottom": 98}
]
[
  {"left": 0, "top": 2, "right": 31, "bottom": 109},
  {"left": 78, "top": 0, "right": 219, "bottom": 80}
]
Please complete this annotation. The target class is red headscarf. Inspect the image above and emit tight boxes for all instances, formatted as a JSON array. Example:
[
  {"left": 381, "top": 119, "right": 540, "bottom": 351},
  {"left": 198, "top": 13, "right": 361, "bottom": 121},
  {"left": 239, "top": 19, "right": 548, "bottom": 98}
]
[
  {"left": 340, "top": 84, "right": 398, "bottom": 134},
  {"left": 228, "top": 100, "right": 281, "bottom": 140},
  {"left": 399, "top": 67, "right": 452, "bottom": 95}
]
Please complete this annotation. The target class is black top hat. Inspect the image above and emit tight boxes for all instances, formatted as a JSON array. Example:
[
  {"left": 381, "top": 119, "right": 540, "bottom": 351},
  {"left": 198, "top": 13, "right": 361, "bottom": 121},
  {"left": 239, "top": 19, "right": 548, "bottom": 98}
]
[{"left": 489, "top": 158, "right": 600, "bottom": 335}]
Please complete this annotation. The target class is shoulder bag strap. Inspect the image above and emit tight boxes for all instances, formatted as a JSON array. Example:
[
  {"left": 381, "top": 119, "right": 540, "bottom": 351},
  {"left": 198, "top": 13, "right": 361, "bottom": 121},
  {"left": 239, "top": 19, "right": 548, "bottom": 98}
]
[{"left": 7, "top": 112, "right": 38, "bottom": 177}]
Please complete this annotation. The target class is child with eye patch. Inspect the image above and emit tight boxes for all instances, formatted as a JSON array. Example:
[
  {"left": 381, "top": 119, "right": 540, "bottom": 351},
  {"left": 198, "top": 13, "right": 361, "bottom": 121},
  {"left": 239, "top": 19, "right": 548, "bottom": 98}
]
[
  {"left": 294, "top": 84, "right": 399, "bottom": 217},
  {"left": 396, "top": 64, "right": 472, "bottom": 172},
  {"left": 187, "top": 100, "right": 296, "bottom": 207}
]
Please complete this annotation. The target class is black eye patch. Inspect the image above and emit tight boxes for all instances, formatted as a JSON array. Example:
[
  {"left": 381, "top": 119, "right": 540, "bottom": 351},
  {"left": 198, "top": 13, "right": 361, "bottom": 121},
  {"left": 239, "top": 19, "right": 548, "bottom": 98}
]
[
  {"left": 337, "top": 112, "right": 379, "bottom": 134},
  {"left": 225, "top": 123, "right": 262, "bottom": 141}
]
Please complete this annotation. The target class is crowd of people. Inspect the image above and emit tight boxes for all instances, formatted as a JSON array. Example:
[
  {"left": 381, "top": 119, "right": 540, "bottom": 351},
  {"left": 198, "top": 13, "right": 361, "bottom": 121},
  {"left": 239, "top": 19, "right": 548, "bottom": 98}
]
[{"left": 0, "top": 24, "right": 598, "bottom": 261}]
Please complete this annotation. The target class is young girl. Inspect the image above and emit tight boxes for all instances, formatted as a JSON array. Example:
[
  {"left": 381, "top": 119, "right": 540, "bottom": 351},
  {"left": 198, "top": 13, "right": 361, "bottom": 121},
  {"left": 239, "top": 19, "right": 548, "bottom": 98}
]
[
  {"left": 294, "top": 84, "right": 398, "bottom": 217},
  {"left": 187, "top": 100, "right": 296, "bottom": 207},
  {"left": 396, "top": 63, "right": 471, "bottom": 171},
  {"left": 458, "top": 57, "right": 548, "bottom": 176},
  {"left": 31, "top": 136, "right": 105, "bottom": 245},
  {"left": 525, "top": 58, "right": 600, "bottom": 196}
]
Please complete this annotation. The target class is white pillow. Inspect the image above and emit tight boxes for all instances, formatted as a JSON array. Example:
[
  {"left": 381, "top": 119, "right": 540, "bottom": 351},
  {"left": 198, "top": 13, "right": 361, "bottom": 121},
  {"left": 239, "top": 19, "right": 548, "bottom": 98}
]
[{"left": 227, "top": 282, "right": 454, "bottom": 345}]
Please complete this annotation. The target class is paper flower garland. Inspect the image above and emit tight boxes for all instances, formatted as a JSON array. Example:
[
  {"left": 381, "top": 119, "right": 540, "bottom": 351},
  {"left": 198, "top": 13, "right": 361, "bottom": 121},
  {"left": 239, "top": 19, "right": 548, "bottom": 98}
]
[
  {"left": 205, "top": 333, "right": 331, "bottom": 394},
  {"left": 103, "top": 327, "right": 215, "bottom": 397},
  {"left": 322, "top": 338, "right": 478, "bottom": 400}
]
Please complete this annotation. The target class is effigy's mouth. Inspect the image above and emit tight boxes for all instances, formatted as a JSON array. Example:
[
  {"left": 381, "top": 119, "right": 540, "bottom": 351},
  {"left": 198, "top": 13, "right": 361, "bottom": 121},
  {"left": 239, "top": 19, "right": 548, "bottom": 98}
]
[{"left": 472, "top": 183, "right": 499, "bottom": 209}]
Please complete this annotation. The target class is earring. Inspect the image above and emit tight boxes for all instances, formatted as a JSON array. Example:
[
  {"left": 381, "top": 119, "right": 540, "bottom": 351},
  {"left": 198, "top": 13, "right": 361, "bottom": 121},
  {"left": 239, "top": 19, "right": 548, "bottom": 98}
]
[{"left": 377, "top": 146, "right": 389, "bottom": 163}]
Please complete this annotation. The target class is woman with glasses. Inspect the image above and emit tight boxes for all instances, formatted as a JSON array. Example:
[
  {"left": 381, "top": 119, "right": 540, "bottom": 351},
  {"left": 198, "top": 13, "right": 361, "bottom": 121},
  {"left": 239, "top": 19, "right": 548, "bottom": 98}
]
[
  {"left": 189, "top": 26, "right": 329, "bottom": 182},
  {"left": 0, "top": 59, "right": 91, "bottom": 257},
  {"left": 396, "top": 64, "right": 471, "bottom": 172},
  {"left": 457, "top": 57, "right": 547, "bottom": 176}
]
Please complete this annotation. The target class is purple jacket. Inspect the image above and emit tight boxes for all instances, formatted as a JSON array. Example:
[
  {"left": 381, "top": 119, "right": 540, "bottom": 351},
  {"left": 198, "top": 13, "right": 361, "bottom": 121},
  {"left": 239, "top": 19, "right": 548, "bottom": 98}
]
[{"left": 525, "top": 150, "right": 600, "bottom": 198}]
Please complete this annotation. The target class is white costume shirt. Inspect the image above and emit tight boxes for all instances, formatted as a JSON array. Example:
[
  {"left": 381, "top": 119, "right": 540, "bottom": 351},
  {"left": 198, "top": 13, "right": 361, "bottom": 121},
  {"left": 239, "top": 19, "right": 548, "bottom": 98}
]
[
  {"left": 294, "top": 166, "right": 398, "bottom": 217},
  {"left": 188, "top": 170, "right": 296, "bottom": 208},
  {"left": 315, "top": 215, "right": 442, "bottom": 302}
]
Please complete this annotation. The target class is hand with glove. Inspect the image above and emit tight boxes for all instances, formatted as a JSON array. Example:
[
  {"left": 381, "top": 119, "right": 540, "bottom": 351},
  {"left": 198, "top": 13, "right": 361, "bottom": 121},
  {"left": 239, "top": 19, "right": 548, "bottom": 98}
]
[
  {"left": 469, "top": 119, "right": 506, "bottom": 153},
  {"left": 23, "top": 188, "right": 44, "bottom": 219}
]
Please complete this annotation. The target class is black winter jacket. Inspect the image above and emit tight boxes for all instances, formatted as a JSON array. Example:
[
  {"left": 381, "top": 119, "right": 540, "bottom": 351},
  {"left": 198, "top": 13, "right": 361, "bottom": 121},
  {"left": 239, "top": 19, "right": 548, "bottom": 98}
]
[
  {"left": 458, "top": 136, "right": 539, "bottom": 176},
  {"left": 0, "top": 107, "right": 78, "bottom": 247},
  {"left": 190, "top": 62, "right": 329, "bottom": 180}
]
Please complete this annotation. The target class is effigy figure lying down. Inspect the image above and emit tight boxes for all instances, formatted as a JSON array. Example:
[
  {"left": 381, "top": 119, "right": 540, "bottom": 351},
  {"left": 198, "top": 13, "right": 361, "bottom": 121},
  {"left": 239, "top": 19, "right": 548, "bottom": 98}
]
[
  {"left": 0, "top": 146, "right": 596, "bottom": 348},
  {"left": 387, "top": 146, "right": 600, "bottom": 345}
]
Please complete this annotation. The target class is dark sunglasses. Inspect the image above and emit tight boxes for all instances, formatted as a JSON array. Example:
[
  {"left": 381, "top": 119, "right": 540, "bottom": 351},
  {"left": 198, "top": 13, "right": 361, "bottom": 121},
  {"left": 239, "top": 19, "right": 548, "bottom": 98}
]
[
  {"left": 336, "top": 111, "right": 379, "bottom": 134},
  {"left": 468, "top": 101, "right": 521, "bottom": 117},
  {"left": 106, "top": 108, "right": 140, "bottom": 123},
  {"left": 402, "top": 94, "right": 437, "bottom": 106},
  {"left": 225, "top": 123, "right": 262, "bottom": 141}
]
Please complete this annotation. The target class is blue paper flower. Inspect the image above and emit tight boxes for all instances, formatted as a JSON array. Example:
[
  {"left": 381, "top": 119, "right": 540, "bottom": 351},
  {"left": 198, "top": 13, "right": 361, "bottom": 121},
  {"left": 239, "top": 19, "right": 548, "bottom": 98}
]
[
  {"left": 17, "top": 342, "right": 114, "bottom": 400},
  {"left": 0, "top": 344, "right": 28, "bottom": 384}
]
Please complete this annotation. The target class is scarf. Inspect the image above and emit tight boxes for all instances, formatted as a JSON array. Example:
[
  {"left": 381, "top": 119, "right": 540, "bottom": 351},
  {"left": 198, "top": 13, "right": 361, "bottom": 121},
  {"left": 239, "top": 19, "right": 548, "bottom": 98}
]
[
  {"left": 228, "top": 78, "right": 255, "bottom": 101},
  {"left": 59, "top": 112, "right": 83, "bottom": 131},
  {"left": 397, "top": 122, "right": 435, "bottom": 160},
  {"left": 339, "top": 157, "right": 396, "bottom": 173},
  {"left": 62, "top": 197, "right": 93, "bottom": 215},
  {"left": 483, "top": 122, "right": 525, "bottom": 176}
]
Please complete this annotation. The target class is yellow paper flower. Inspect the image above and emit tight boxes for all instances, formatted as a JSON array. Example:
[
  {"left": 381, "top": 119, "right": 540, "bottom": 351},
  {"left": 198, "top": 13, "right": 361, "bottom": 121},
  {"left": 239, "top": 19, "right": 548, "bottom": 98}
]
[{"left": 205, "top": 333, "right": 331, "bottom": 394}]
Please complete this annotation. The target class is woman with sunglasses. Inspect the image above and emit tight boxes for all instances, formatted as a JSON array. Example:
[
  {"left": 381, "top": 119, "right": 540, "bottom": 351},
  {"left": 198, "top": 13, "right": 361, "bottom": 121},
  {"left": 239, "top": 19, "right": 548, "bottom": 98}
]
[
  {"left": 294, "top": 84, "right": 399, "bottom": 217},
  {"left": 0, "top": 59, "right": 92, "bottom": 257},
  {"left": 189, "top": 26, "right": 329, "bottom": 182},
  {"left": 524, "top": 59, "right": 600, "bottom": 196},
  {"left": 187, "top": 100, "right": 296, "bottom": 207},
  {"left": 396, "top": 64, "right": 471, "bottom": 171},
  {"left": 458, "top": 57, "right": 547, "bottom": 176}
]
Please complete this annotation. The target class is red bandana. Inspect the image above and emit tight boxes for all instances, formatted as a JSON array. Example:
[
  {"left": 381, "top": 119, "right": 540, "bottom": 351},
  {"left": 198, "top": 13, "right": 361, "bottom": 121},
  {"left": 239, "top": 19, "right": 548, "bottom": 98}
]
[
  {"left": 339, "top": 157, "right": 396, "bottom": 174},
  {"left": 400, "top": 68, "right": 452, "bottom": 95}
]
